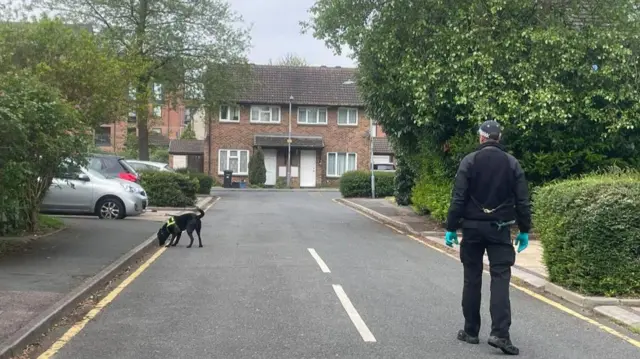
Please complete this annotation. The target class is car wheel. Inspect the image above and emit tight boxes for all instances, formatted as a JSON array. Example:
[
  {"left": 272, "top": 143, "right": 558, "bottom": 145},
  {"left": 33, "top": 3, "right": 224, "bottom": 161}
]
[{"left": 97, "top": 197, "right": 126, "bottom": 219}]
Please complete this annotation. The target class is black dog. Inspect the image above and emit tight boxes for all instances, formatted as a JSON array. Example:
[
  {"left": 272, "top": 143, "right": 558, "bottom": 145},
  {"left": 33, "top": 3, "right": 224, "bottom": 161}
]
[{"left": 157, "top": 207, "right": 205, "bottom": 248}]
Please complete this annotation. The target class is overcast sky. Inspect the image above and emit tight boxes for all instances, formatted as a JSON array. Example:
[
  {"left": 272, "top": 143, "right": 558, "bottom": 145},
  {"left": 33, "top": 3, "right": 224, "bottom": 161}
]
[
  {"left": 231, "top": 0, "right": 355, "bottom": 67},
  {"left": 0, "top": 0, "right": 356, "bottom": 67}
]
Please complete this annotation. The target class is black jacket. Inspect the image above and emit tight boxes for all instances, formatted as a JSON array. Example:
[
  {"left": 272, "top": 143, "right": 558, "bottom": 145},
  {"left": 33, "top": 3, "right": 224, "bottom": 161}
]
[{"left": 445, "top": 141, "right": 532, "bottom": 233}]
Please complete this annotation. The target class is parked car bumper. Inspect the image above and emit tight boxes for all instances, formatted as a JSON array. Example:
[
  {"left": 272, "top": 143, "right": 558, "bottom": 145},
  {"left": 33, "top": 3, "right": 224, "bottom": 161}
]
[{"left": 122, "top": 193, "right": 146, "bottom": 217}]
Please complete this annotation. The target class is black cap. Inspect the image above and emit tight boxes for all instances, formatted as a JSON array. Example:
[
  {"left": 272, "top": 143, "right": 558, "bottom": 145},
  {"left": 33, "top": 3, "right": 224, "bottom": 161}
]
[{"left": 478, "top": 120, "right": 502, "bottom": 140}]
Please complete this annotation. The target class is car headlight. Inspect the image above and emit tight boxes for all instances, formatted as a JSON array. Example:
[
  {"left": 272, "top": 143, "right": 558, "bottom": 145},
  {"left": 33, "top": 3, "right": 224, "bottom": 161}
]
[{"left": 120, "top": 183, "right": 136, "bottom": 193}]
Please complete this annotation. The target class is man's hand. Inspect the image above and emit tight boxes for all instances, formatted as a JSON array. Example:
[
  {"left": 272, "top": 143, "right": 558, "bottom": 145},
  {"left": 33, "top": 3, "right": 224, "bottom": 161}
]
[
  {"left": 445, "top": 231, "right": 459, "bottom": 247},
  {"left": 515, "top": 232, "right": 529, "bottom": 253}
]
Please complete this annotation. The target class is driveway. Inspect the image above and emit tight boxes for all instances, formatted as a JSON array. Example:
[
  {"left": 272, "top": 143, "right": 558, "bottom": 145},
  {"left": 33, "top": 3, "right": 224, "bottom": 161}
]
[
  {"left": 0, "top": 217, "right": 159, "bottom": 344},
  {"left": 46, "top": 192, "right": 640, "bottom": 358}
]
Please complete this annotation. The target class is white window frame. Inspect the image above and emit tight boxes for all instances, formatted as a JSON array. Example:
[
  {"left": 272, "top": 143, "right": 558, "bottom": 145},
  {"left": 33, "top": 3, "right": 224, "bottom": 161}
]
[
  {"left": 219, "top": 105, "right": 240, "bottom": 122},
  {"left": 218, "top": 149, "right": 250, "bottom": 176},
  {"left": 153, "top": 83, "right": 163, "bottom": 102},
  {"left": 152, "top": 105, "right": 162, "bottom": 117},
  {"left": 250, "top": 105, "right": 281, "bottom": 124},
  {"left": 326, "top": 152, "right": 357, "bottom": 178},
  {"left": 298, "top": 107, "right": 328, "bottom": 125},
  {"left": 337, "top": 107, "right": 358, "bottom": 126}
]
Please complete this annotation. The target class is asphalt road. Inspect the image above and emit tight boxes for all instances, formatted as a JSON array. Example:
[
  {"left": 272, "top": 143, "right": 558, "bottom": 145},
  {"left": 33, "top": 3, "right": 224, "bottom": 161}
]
[{"left": 49, "top": 192, "right": 640, "bottom": 358}]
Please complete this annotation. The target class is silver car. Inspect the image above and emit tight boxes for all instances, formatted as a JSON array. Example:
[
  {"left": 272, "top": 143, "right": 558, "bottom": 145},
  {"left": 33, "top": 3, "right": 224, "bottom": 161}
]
[
  {"left": 126, "top": 160, "right": 175, "bottom": 173},
  {"left": 40, "top": 166, "right": 148, "bottom": 219}
]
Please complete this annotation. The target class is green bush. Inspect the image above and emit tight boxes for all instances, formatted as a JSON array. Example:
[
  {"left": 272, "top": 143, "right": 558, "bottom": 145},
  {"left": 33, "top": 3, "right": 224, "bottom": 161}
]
[
  {"left": 190, "top": 172, "right": 215, "bottom": 194},
  {"left": 411, "top": 175, "right": 452, "bottom": 223},
  {"left": 140, "top": 171, "right": 198, "bottom": 207},
  {"left": 248, "top": 147, "right": 266, "bottom": 186},
  {"left": 173, "top": 169, "right": 219, "bottom": 193},
  {"left": 394, "top": 156, "right": 414, "bottom": 205},
  {"left": 339, "top": 170, "right": 395, "bottom": 198},
  {"left": 534, "top": 170, "right": 640, "bottom": 297}
]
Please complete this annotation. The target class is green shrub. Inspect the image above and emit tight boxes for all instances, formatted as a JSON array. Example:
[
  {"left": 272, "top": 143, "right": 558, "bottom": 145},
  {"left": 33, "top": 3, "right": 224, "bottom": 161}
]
[
  {"left": 339, "top": 170, "right": 395, "bottom": 198},
  {"left": 140, "top": 171, "right": 198, "bottom": 207},
  {"left": 173, "top": 169, "right": 218, "bottom": 193},
  {"left": 411, "top": 175, "right": 452, "bottom": 223},
  {"left": 394, "top": 156, "right": 414, "bottom": 205},
  {"left": 275, "top": 177, "right": 288, "bottom": 189},
  {"left": 248, "top": 147, "right": 266, "bottom": 186},
  {"left": 534, "top": 170, "right": 640, "bottom": 297},
  {"left": 374, "top": 171, "right": 395, "bottom": 197},
  {"left": 190, "top": 172, "right": 215, "bottom": 194}
]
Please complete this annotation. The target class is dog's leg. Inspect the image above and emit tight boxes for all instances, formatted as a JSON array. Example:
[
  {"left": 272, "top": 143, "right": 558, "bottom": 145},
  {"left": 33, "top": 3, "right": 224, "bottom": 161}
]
[
  {"left": 165, "top": 234, "right": 176, "bottom": 248},
  {"left": 186, "top": 230, "right": 196, "bottom": 248},
  {"left": 172, "top": 232, "right": 182, "bottom": 246},
  {"left": 196, "top": 221, "right": 203, "bottom": 248}
]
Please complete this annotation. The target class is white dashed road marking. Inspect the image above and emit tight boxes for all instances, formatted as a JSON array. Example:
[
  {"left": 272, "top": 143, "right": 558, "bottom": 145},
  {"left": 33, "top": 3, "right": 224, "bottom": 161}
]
[
  {"left": 307, "top": 248, "right": 331, "bottom": 273},
  {"left": 332, "top": 284, "right": 377, "bottom": 342}
]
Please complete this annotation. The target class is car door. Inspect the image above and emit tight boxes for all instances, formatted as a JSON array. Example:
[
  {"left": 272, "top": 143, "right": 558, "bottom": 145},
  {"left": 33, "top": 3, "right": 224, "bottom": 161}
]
[{"left": 41, "top": 166, "right": 94, "bottom": 213}]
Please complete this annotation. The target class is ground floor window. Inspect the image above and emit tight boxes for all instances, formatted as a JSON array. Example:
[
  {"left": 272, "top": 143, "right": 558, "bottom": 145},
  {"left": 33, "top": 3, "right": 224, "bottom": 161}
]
[
  {"left": 218, "top": 149, "right": 249, "bottom": 175},
  {"left": 326, "top": 152, "right": 357, "bottom": 177}
]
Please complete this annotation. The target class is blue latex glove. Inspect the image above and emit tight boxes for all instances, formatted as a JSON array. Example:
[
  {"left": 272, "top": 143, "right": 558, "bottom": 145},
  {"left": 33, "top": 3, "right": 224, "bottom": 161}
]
[
  {"left": 445, "top": 231, "right": 458, "bottom": 247},
  {"left": 515, "top": 232, "right": 529, "bottom": 253}
]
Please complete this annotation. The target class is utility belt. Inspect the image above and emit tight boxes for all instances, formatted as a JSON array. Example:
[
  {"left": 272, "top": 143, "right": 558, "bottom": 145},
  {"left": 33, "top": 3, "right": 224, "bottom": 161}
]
[{"left": 467, "top": 195, "right": 516, "bottom": 231}]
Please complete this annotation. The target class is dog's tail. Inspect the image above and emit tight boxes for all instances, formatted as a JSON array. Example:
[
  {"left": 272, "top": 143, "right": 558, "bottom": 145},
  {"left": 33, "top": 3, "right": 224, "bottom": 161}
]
[{"left": 196, "top": 206, "right": 205, "bottom": 219}]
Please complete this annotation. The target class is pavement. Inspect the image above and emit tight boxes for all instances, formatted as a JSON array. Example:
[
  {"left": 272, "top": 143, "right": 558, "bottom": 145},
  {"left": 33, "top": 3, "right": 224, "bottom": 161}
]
[
  {"left": 0, "top": 217, "right": 159, "bottom": 345},
  {"left": 40, "top": 191, "right": 640, "bottom": 358}
]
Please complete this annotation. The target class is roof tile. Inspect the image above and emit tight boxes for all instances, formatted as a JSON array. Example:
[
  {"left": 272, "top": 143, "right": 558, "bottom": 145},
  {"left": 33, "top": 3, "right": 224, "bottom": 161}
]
[
  {"left": 236, "top": 65, "right": 362, "bottom": 106},
  {"left": 169, "top": 139, "right": 204, "bottom": 154}
]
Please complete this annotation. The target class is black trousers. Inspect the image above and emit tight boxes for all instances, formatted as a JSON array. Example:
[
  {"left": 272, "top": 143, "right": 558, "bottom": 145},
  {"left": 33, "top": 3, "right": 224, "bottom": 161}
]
[{"left": 460, "top": 221, "right": 516, "bottom": 339}]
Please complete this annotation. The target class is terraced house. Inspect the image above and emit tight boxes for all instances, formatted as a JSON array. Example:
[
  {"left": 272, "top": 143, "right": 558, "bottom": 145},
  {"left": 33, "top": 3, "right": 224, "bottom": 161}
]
[{"left": 203, "top": 65, "right": 394, "bottom": 188}]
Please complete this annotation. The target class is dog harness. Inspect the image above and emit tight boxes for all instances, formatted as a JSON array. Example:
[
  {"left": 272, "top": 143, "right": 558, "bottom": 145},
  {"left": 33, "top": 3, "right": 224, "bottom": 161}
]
[{"left": 166, "top": 216, "right": 176, "bottom": 229}]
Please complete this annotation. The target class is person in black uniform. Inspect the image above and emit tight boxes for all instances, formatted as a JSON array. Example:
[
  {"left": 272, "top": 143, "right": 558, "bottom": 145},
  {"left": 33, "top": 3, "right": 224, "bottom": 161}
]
[{"left": 443, "top": 120, "right": 532, "bottom": 355}]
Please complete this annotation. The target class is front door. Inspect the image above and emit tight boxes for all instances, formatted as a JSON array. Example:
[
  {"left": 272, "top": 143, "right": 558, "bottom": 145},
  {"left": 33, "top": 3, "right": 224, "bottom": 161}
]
[
  {"left": 300, "top": 150, "right": 317, "bottom": 187},
  {"left": 263, "top": 149, "right": 277, "bottom": 186}
]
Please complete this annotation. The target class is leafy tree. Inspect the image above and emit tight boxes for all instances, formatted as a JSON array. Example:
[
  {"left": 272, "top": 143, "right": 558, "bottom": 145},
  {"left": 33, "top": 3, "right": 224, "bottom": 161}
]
[
  {"left": 180, "top": 123, "right": 197, "bottom": 140},
  {"left": 248, "top": 147, "right": 266, "bottom": 186},
  {"left": 269, "top": 53, "right": 308, "bottom": 66},
  {"left": 25, "top": 0, "right": 251, "bottom": 160},
  {"left": 304, "top": 0, "right": 640, "bottom": 187},
  {"left": 0, "top": 17, "right": 131, "bottom": 127},
  {"left": 0, "top": 71, "right": 90, "bottom": 232}
]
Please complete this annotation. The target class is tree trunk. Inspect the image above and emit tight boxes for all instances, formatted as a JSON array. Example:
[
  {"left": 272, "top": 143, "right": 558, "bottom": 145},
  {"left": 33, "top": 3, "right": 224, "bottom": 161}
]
[
  {"left": 207, "top": 108, "right": 212, "bottom": 176},
  {"left": 135, "top": 0, "right": 150, "bottom": 160},
  {"left": 136, "top": 77, "right": 150, "bottom": 160}
]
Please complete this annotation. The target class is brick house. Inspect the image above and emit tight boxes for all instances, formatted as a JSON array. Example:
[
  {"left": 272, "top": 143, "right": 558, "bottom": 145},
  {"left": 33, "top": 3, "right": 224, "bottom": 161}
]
[
  {"left": 203, "top": 65, "right": 394, "bottom": 188},
  {"left": 95, "top": 85, "right": 206, "bottom": 156}
]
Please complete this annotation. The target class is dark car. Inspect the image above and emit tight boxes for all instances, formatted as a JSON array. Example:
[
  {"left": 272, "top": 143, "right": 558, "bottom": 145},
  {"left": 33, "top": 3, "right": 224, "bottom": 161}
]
[{"left": 87, "top": 154, "right": 140, "bottom": 183}]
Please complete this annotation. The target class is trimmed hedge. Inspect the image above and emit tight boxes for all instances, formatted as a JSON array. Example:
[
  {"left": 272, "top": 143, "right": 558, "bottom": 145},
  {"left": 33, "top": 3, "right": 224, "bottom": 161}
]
[
  {"left": 140, "top": 171, "right": 198, "bottom": 207},
  {"left": 534, "top": 171, "right": 640, "bottom": 297},
  {"left": 411, "top": 175, "right": 452, "bottom": 223},
  {"left": 174, "top": 169, "right": 218, "bottom": 194},
  {"left": 340, "top": 170, "right": 395, "bottom": 198},
  {"left": 394, "top": 156, "right": 414, "bottom": 206}
]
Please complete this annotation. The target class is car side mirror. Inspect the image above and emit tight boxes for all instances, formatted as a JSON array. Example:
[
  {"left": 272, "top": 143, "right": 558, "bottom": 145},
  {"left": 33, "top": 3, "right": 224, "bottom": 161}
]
[{"left": 77, "top": 173, "right": 90, "bottom": 181}]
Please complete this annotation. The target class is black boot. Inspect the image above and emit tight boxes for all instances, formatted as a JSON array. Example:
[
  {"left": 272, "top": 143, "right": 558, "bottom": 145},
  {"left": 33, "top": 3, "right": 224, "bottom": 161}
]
[
  {"left": 488, "top": 336, "right": 519, "bottom": 355},
  {"left": 457, "top": 330, "right": 480, "bottom": 344}
]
